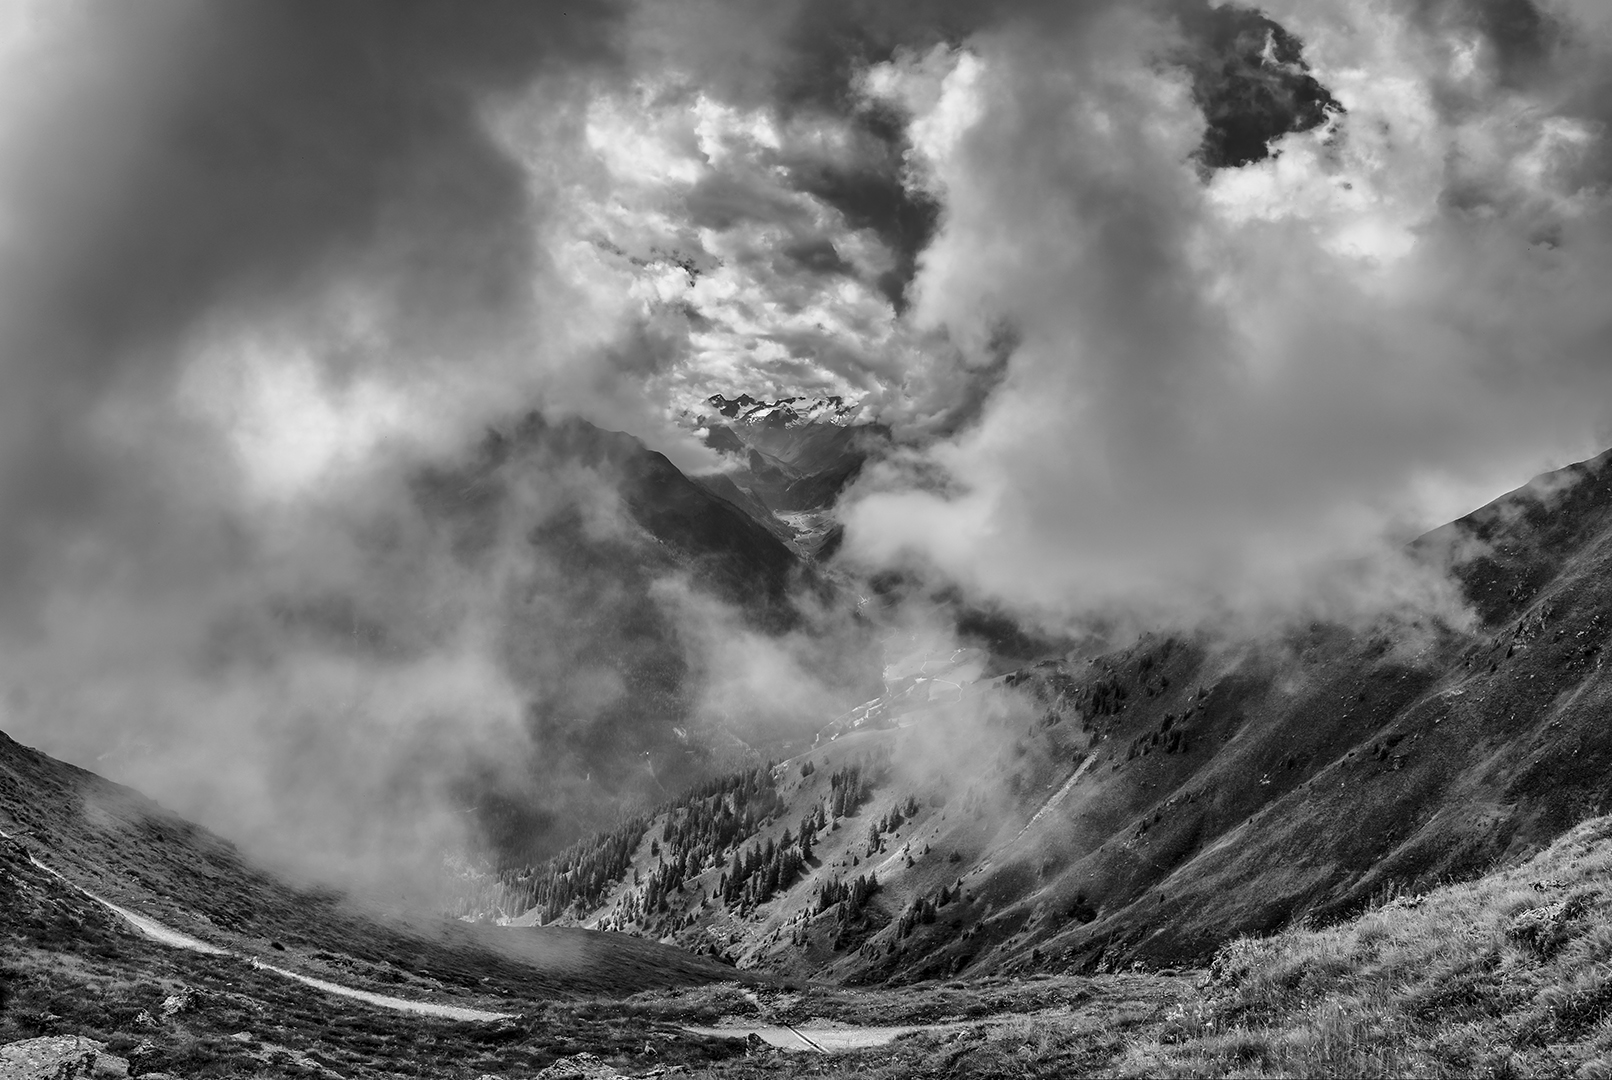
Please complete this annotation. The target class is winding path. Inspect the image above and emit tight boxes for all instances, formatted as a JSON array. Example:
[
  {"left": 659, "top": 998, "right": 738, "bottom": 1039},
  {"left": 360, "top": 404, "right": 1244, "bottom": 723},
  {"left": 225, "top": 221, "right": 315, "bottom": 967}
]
[
  {"left": 685, "top": 1023, "right": 948, "bottom": 1051},
  {"left": 6, "top": 827, "right": 954, "bottom": 1049},
  {"left": 3, "top": 828, "right": 514, "bottom": 1023}
]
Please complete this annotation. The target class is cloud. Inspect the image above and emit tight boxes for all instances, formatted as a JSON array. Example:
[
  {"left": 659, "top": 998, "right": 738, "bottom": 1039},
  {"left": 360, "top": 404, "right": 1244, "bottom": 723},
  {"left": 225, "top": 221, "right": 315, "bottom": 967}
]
[
  {"left": 0, "top": 0, "right": 664, "bottom": 888},
  {"left": 5, "top": 0, "right": 1612, "bottom": 898},
  {"left": 836, "top": 0, "right": 1612, "bottom": 632}
]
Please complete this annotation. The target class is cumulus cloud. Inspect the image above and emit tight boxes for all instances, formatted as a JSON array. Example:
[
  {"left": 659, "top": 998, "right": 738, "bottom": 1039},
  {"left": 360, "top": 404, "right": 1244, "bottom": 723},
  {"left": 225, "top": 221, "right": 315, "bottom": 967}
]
[{"left": 839, "top": 0, "right": 1612, "bottom": 631}]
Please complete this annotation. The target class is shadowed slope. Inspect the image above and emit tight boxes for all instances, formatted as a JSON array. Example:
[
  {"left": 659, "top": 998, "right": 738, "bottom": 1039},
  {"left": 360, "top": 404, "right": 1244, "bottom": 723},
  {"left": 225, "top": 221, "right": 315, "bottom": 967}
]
[
  {"left": 512, "top": 448, "right": 1612, "bottom": 986},
  {"left": 0, "top": 728, "right": 747, "bottom": 1000}
]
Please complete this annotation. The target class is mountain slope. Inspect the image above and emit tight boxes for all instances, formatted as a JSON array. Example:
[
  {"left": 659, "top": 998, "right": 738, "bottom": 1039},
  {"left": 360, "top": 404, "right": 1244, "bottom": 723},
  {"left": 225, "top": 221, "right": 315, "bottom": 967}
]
[
  {"left": 0, "top": 727, "right": 755, "bottom": 1077},
  {"left": 410, "top": 412, "right": 841, "bottom": 867},
  {"left": 690, "top": 396, "right": 890, "bottom": 554},
  {"left": 503, "top": 448, "right": 1612, "bottom": 986}
]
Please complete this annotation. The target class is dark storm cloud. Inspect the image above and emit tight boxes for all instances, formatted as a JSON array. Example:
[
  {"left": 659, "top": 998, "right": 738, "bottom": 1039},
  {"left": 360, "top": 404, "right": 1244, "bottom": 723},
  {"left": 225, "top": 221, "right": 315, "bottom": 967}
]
[
  {"left": 1175, "top": 4, "right": 1345, "bottom": 170},
  {"left": 0, "top": 0, "right": 623, "bottom": 609},
  {"left": 0, "top": 0, "right": 644, "bottom": 889},
  {"left": 1415, "top": 0, "right": 1558, "bottom": 88},
  {"left": 684, "top": 170, "right": 812, "bottom": 231},
  {"left": 780, "top": 117, "right": 943, "bottom": 309},
  {"left": 698, "top": 0, "right": 980, "bottom": 310}
]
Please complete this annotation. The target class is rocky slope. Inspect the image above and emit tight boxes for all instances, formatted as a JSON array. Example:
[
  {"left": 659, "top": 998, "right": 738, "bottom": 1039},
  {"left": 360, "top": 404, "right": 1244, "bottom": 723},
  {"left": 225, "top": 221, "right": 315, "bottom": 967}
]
[
  {"left": 491, "top": 447, "right": 1612, "bottom": 985},
  {"left": 688, "top": 395, "right": 890, "bottom": 558}
]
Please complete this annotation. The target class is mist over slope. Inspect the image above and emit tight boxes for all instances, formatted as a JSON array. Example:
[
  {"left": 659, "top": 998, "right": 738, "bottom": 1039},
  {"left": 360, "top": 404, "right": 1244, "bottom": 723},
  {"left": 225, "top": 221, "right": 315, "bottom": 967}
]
[
  {"left": 0, "top": 0, "right": 1609, "bottom": 949},
  {"left": 410, "top": 409, "right": 882, "bottom": 867},
  {"left": 476, "top": 446, "right": 1612, "bottom": 985},
  {"left": 0, "top": 725, "right": 769, "bottom": 1077}
]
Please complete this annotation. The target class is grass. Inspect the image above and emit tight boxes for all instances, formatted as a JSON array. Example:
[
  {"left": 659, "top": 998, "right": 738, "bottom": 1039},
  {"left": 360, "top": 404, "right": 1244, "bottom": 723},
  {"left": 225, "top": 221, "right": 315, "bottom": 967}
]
[
  {"left": 10, "top": 702, "right": 1612, "bottom": 1078},
  {"left": 8, "top": 811, "right": 1612, "bottom": 1077},
  {"left": 0, "top": 837, "right": 748, "bottom": 1078},
  {"left": 614, "top": 971, "right": 1181, "bottom": 1027},
  {"left": 1112, "top": 813, "right": 1612, "bottom": 1078},
  {"left": 619, "top": 814, "right": 1612, "bottom": 1078}
]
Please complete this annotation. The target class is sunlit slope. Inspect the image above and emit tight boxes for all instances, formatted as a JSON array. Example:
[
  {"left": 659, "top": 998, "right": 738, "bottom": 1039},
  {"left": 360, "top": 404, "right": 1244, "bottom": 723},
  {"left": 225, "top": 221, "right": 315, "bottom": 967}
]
[{"left": 1122, "top": 812, "right": 1612, "bottom": 1077}]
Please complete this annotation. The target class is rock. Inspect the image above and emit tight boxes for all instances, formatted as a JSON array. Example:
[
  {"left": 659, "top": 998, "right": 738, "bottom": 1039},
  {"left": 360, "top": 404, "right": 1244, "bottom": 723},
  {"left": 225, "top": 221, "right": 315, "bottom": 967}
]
[
  {"left": 532, "top": 1052, "right": 626, "bottom": 1078},
  {"left": 157, "top": 989, "right": 199, "bottom": 1019},
  {"left": 1507, "top": 892, "right": 1595, "bottom": 955},
  {"left": 0, "top": 1035, "right": 129, "bottom": 1079}
]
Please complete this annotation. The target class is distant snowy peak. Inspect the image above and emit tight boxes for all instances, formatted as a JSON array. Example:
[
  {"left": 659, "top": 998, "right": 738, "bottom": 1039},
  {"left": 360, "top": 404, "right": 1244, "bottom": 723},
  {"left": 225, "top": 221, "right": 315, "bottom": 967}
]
[{"left": 704, "top": 394, "right": 864, "bottom": 428}]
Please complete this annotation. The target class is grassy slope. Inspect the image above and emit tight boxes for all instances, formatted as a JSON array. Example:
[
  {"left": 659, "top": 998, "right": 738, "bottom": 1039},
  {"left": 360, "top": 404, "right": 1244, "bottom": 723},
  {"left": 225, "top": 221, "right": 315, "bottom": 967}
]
[
  {"left": 616, "top": 812, "right": 1612, "bottom": 1078},
  {"left": 0, "top": 726, "right": 764, "bottom": 1076},
  {"left": 1118, "top": 812, "right": 1612, "bottom": 1078},
  {"left": 0, "top": 833, "right": 749, "bottom": 1078},
  {"left": 520, "top": 449, "right": 1612, "bottom": 992},
  {"left": 0, "top": 727, "right": 744, "bottom": 999}
]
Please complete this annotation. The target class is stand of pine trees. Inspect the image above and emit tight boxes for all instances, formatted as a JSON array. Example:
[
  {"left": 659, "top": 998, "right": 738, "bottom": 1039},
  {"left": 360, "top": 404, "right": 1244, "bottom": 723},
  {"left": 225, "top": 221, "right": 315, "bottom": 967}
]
[
  {"left": 493, "top": 816, "right": 650, "bottom": 924},
  {"left": 489, "top": 763, "right": 788, "bottom": 926},
  {"left": 478, "top": 749, "right": 895, "bottom": 932},
  {"left": 720, "top": 831, "right": 809, "bottom": 910},
  {"left": 864, "top": 794, "right": 921, "bottom": 855}
]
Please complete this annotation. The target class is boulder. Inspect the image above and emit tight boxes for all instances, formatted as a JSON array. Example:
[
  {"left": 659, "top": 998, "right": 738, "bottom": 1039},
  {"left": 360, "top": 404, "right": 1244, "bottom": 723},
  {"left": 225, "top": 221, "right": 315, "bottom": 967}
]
[
  {"left": 532, "top": 1053, "right": 626, "bottom": 1078},
  {"left": 0, "top": 1036, "right": 129, "bottom": 1079}
]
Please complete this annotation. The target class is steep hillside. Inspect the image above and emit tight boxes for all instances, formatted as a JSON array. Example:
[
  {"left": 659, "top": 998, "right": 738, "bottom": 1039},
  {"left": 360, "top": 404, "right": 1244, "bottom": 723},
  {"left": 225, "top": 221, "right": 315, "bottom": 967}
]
[
  {"left": 502, "top": 448, "right": 1612, "bottom": 985},
  {"left": 690, "top": 395, "right": 891, "bottom": 558},
  {"left": 1118, "top": 812, "right": 1612, "bottom": 1077},
  {"left": 626, "top": 812, "right": 1612, "bottom": 1078},
  {"left": 0, "top": 728, "right": 748, "bottom": 997}
]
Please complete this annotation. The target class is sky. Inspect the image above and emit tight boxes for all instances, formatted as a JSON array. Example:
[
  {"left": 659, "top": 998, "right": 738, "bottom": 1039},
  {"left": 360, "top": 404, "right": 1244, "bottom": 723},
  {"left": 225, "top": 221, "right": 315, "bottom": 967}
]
[{"left": 0, "top": 0, "right": 1609, "bottom": 890}]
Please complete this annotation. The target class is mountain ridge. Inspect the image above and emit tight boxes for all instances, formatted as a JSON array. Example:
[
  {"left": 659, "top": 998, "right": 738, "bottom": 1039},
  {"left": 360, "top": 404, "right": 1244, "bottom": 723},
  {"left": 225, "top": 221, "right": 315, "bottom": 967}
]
[{"left": 468, "top": 444, "right": 1612, "bottom": 986}]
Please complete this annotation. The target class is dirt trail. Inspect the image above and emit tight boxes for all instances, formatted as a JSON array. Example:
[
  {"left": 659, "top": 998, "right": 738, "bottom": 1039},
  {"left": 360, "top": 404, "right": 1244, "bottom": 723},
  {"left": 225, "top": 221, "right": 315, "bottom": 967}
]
[
  {"left": 3, "top": 827, "right": 513, "bottom": 1023},
  {"left": 85, "top": 891, "right": 231, "bottom": 956},
  {"left": 7, "top": 826, "right": 978, "bottom": 1047},
  {"left": 250, "top": 960, "right": 512, "bottom": 1022},
  {"left": 685, "top": 1023, "right": 948, "bottom": 1051}
]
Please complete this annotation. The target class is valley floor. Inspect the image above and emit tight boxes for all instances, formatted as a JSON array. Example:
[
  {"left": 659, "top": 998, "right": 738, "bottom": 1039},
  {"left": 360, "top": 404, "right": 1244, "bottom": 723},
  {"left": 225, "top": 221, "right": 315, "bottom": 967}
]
[{"left": 8, "top": 805, "right": 1612, "bottom": 1076}]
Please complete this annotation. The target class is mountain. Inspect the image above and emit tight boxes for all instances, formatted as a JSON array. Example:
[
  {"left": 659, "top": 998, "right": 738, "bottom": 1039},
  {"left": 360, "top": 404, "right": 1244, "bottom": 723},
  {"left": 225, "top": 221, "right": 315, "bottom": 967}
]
[
  {"left": 688, "top": 395, "right": 890, "bottom": 558},
  {"left": 409, "top": 412, "right": 866, "bottom": 869},
  {"left": 12, "top": 437, "right": 1612, "bottom": 1076},
  {"left": 11, "top": 718, "right": 1612, "bottom": 1078},
  {"left": 475, "top": 447, "right": 1612, "bottom": 986},
  {"left": 0, "top": 727, "right": 761, "bottom": 1078}
]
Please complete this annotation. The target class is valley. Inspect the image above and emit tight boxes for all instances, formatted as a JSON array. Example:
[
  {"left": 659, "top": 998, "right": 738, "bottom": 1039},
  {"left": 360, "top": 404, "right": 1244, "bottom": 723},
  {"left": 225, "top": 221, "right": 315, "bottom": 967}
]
[
  {"left": 9, "top": 437, "right": 1609, "bottom": 1075},
  {"left": 459, "top": 445, "right": 1612, "bottom": 990},
  {"left": 437, "top": 439, "right": 1612, "bottom": 1071},
  {"left": 4, "top": 0, "right": 1610, "bottom": 1075}
]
